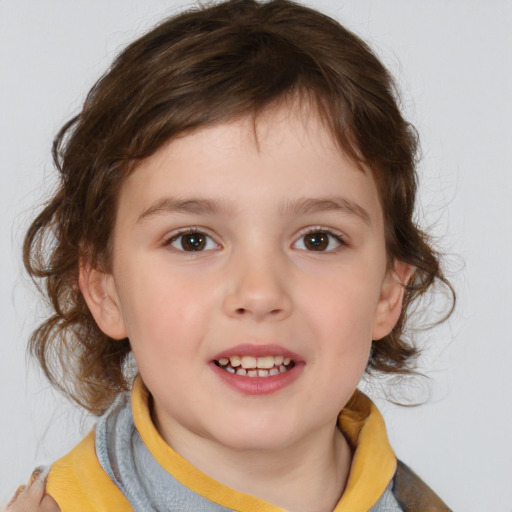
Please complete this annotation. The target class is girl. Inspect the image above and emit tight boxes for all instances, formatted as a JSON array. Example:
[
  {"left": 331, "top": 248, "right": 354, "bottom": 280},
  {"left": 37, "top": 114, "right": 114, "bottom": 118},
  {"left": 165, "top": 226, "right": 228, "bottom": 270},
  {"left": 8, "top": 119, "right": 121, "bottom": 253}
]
[{"left": 6, "top": 0, "right": 455, "bottom": 510}]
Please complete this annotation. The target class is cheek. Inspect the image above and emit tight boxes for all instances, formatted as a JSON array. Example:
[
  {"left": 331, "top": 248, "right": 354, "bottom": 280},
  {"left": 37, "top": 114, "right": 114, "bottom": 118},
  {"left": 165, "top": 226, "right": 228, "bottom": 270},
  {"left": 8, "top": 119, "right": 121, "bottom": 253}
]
[
  {"left": 298, "top": 269, "right": 381, "bottom": 386},
  {"left": 302, "top": 270, "right": 383, "bottom": 338},
  {"left": 116, "top": 267, "right": 219, "bottom": 355}
]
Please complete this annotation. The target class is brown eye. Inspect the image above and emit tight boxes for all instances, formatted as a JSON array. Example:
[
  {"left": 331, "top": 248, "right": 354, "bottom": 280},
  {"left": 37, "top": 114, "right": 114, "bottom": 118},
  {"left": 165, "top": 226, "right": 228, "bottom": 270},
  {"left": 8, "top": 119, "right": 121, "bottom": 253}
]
[
  {"left": 304, "top": 232, "right": 329, "bottom": 251},
  {"left": 169, "top": 231, "right": 218, "bottom": 252},
  {"left": 181, "top": 233, "right": 206, "bottom": 251},
  {"left": 294, "top": 230, "right": 343, "bottom": 252}
]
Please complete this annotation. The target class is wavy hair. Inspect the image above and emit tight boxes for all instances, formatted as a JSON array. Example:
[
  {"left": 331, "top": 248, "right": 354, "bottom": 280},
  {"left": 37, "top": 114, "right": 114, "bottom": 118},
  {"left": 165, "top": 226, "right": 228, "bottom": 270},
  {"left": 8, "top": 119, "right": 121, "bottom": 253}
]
[{"left": 24, "top": 0, "right": 454, "bottom": 415}]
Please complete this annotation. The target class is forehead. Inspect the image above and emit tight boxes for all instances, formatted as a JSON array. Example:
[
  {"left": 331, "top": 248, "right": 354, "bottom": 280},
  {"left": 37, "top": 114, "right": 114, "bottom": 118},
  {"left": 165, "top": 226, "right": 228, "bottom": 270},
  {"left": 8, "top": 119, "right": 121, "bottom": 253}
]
[{"left": 116, "top": 104, "right": 383, "bottom": 229}]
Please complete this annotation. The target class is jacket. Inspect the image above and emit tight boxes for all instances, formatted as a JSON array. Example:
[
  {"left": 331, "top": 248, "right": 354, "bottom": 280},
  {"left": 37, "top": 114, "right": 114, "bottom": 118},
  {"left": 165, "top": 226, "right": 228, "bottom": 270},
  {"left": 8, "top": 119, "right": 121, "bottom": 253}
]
[{"left": 41, "top": 378, "right": 451, "bottom": 511}]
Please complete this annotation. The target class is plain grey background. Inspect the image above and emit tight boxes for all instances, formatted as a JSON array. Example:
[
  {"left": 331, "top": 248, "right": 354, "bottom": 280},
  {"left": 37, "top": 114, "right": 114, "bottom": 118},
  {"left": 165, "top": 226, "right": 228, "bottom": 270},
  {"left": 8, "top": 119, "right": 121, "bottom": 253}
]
[{"left": 1, "top": 1, "right": 511, "bottom": 510}]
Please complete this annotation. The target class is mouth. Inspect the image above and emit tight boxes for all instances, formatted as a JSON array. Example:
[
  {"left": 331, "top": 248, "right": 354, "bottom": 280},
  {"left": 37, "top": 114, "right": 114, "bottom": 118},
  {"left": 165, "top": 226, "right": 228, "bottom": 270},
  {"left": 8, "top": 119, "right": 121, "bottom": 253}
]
[
  {"left": 210, "top": 344, "right": 304, "bottom": 395},
  {"left": 214, "top": 355, "right": 296, "bottom": 377}
]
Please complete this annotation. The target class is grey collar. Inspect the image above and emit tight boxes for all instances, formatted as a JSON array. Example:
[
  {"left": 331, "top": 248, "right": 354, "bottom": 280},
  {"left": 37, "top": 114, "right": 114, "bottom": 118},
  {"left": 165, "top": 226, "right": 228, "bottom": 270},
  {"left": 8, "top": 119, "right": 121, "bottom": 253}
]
[{"left": 94, "top": 393, "right": 402, "bottom": 512}]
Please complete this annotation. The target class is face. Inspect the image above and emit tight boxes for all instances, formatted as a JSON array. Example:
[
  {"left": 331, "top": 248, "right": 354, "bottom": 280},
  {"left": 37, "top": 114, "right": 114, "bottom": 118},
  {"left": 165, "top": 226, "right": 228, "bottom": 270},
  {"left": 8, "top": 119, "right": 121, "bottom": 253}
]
[{"left": 83, "top": 105, "right": 405, "bottom": 457}]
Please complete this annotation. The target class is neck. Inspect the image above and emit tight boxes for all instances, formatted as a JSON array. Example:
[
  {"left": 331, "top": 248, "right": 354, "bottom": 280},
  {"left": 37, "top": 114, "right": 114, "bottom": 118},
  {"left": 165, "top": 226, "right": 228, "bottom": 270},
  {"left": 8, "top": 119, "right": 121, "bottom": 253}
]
[{"left": 155, "top": 416, "right": 352, "bottom": 512}]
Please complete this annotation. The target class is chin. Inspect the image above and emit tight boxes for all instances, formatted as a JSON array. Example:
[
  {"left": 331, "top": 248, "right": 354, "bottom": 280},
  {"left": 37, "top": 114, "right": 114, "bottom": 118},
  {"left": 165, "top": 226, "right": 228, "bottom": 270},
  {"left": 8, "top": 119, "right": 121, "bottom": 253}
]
[{"left": 209, "top": 421, "right": 301, "bottom": 453}]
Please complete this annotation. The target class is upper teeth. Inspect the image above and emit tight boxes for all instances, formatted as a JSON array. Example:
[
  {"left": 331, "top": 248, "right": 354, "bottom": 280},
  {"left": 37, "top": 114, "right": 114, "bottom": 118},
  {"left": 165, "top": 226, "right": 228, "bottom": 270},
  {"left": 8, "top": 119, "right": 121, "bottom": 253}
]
[{"left": 217, "top": 355, "right": 291, "bottom": 369}]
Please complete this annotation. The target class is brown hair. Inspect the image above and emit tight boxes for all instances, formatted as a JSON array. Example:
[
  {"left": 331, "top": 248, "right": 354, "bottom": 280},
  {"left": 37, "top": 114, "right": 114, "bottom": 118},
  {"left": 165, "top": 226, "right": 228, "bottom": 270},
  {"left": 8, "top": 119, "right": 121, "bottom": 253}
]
[{"left": 24, "top": 0, "right": 454, "bottom": 415}]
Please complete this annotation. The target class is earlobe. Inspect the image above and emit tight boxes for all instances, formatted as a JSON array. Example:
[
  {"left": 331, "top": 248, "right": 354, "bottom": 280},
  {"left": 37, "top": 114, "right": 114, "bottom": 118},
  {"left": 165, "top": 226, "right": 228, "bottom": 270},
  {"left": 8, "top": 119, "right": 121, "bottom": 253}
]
[
  {"left": 372, "top": 261, "right": 413, "bottom": 340},
  {"left": 78, "top": 262, "right": 128, "bottom": 340}
]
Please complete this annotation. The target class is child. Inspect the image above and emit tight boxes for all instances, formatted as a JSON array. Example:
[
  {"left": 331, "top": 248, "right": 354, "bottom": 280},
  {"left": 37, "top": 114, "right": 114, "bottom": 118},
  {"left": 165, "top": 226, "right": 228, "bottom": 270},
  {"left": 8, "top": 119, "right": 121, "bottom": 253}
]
[{"left": 7, "top": 0, "right": 454, "bottom": 510}]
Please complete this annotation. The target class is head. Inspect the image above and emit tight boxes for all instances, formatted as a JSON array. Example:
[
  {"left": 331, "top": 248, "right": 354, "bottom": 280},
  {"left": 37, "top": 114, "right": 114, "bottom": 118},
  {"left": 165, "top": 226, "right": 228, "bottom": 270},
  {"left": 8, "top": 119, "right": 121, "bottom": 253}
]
[{"left": 24, "top": 0, "right": 451, "bottom": 416}]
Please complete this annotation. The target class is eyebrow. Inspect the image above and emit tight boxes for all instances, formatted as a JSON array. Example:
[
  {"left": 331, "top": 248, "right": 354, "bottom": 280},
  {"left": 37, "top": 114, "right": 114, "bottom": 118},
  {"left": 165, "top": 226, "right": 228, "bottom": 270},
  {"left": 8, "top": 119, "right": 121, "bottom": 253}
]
[
  {"left": 137, "top": 195, "right": 371, "bottom": 226},
  {"left": 279, "top": 197, "right": 372, "bottom": 225},
  {"left": 137, "top": 197, "right": 238, "bottom": 223}
]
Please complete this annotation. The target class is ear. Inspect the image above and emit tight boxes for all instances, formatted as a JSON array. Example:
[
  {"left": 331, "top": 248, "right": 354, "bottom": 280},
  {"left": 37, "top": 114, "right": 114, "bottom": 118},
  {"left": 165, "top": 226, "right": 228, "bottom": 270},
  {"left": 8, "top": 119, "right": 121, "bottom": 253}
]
[
  {"left": 79, "top": 261, "right": 128, "bottom": 340},
  {"left": 372, "top": 260, "right": 413, "bottom": 340}
]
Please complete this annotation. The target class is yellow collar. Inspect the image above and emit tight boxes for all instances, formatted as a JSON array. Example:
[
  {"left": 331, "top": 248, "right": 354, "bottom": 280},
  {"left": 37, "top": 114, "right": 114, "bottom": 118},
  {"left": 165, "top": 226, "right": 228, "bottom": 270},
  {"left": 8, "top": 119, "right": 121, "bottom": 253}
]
[{"left": 131, "top": 377, "right": 396, "bottom": 511}]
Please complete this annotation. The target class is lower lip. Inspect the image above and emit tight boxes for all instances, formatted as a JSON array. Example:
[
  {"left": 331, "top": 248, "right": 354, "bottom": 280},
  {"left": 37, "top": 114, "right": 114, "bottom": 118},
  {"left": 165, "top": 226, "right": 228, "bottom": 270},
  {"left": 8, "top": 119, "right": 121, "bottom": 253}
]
[{"left": 209, "top": 362, "right": 304, "bottom": 395}]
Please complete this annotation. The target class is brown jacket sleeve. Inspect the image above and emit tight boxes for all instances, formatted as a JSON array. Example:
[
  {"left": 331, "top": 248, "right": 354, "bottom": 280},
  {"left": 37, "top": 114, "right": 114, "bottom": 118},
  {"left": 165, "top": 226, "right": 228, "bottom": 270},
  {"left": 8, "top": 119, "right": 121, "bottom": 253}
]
[{"left": 393, "top": 460, "right": 452, "bottom": 512}]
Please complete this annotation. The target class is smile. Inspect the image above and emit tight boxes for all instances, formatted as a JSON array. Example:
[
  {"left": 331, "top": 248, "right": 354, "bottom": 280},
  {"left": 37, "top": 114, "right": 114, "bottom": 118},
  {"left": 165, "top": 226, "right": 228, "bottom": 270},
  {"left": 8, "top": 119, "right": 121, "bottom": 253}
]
[{"left": 214, "top": 355, "right": 295, "bottom": 377}]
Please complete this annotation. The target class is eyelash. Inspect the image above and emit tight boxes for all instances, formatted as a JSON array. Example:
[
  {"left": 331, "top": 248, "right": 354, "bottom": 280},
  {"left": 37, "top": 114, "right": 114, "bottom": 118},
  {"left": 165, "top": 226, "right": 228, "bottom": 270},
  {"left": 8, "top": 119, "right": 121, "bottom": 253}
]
[
  {"left": 163, "top": 228, "right": 219, "bottom": 252},
  {"left": 293, "top": 227, "right": 347, "bottom": 253},
  {"left": 163, "top": 226, "right": 347, "bottom": 254}
]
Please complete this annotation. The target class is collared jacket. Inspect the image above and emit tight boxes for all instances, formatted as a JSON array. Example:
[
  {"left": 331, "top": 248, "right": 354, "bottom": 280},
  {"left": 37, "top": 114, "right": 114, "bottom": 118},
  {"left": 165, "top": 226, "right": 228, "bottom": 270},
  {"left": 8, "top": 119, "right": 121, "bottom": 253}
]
[{"left": 9, "top": 379, "right": 451, "bottom": 511}]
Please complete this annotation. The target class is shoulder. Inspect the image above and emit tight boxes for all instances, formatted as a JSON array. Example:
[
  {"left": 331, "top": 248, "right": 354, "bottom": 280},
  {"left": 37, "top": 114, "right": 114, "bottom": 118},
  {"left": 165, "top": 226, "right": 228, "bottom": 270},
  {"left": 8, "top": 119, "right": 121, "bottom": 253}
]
[
  {"left": 5, "top": 428, "right": 130, "bottom": 512},
  {"left": 393, "top": 460, "right": 452, "bottom": 512},
  {"left": 47, "top": 430, "right": 131, "bottom": 512},
  {"left": 46, "top": 430, "right": 131, "bottom": 512}
]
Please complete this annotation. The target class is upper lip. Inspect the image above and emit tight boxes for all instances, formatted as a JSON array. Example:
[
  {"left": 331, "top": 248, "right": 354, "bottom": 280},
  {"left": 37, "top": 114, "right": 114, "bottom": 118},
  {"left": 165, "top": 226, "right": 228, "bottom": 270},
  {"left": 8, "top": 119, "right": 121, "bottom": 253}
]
[{"left": 212, "top": 343, "right": 303, "bottom": 362}]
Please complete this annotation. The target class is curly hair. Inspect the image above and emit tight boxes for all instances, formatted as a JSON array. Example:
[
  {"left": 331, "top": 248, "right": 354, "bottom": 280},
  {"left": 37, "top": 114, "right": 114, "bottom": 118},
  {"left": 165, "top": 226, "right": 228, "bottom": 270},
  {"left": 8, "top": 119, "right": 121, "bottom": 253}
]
[{"left": 24, "top": 0, "right": 454, "bottom": 415}]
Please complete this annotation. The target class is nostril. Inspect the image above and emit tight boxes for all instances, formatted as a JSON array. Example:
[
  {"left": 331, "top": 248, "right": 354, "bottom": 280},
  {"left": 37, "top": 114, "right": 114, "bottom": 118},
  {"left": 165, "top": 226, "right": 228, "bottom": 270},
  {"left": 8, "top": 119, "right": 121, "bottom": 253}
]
[{"left": 233, "top": 307, "right": 284, "bottom": 317}]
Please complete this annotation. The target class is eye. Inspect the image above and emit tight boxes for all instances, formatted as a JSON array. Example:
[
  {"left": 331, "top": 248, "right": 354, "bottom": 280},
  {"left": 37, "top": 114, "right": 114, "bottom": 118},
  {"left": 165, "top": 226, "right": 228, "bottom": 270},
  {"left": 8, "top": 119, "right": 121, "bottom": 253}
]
[
  {"left": 167, "top": 230, "right": 219, "bottom": 252},
  {"left": 293, "top": 229, "right": 344, "bottom": 252}
]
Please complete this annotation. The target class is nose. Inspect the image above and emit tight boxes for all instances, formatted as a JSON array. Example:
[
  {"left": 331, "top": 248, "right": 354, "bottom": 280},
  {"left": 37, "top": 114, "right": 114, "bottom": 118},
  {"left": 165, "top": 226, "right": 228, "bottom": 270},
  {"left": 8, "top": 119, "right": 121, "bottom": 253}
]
[{"left": 222, "top": 250, "right": 292, "bottom": 322}]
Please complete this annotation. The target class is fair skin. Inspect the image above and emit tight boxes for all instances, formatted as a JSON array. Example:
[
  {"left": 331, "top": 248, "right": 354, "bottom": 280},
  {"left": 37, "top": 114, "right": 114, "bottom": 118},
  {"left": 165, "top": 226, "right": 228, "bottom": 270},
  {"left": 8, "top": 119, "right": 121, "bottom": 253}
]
[
  {"left": 6, "top": 472, "right": 59, "bottom": 512},
  {"left": 11, "top": 104, "right": 407, "bottom": 512}
]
